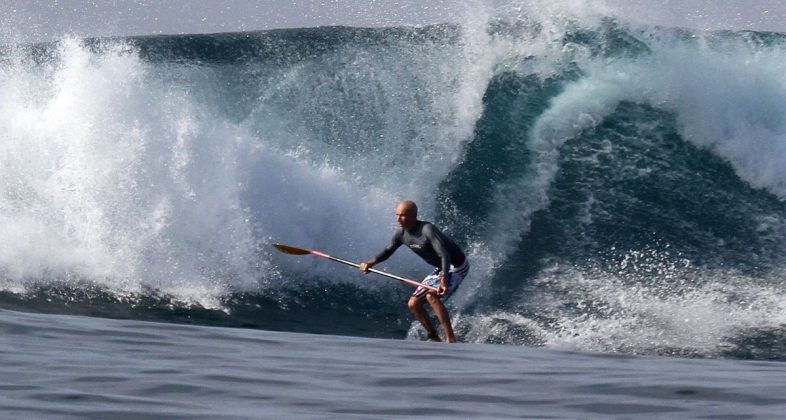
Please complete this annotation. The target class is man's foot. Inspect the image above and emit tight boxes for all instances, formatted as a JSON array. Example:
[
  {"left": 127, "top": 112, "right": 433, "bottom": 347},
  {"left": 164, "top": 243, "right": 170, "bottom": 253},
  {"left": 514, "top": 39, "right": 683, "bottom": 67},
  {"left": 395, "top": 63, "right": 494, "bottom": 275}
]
[{"left": 427, "top": 331, "right": 441, "bottom": 342}]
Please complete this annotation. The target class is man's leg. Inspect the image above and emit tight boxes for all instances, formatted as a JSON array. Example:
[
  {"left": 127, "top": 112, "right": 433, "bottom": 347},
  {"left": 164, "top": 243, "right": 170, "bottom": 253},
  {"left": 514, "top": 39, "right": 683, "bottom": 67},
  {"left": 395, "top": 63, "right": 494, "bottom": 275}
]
[
  {"left": 425, "top": 293, "right": 456, "bottom": 343},
  {"left": 407, "top": 296, "right": 439, "bottom": 341}
]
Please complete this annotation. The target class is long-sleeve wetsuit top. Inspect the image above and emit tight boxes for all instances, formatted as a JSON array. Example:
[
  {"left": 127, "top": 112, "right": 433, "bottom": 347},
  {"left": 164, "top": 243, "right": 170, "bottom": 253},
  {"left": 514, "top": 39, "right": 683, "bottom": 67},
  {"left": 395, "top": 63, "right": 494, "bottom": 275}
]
[{"left": 373, "top": 220, "right": 465, "bottom": 276}]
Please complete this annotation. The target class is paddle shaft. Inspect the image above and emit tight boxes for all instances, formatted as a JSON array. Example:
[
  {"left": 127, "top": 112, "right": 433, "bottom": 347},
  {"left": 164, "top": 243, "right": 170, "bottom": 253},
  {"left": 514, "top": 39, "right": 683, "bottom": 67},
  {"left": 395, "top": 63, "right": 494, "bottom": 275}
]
[{"left": 309, "top": 250, "right": 439, "bottom": 292}]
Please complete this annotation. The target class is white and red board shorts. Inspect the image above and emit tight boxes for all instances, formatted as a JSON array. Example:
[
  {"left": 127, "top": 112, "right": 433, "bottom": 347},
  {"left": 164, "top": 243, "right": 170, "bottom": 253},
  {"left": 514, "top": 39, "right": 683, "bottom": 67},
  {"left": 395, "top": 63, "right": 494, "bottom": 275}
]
[{"left": 412, "top": 259, "right": 469, "bottom": 300}]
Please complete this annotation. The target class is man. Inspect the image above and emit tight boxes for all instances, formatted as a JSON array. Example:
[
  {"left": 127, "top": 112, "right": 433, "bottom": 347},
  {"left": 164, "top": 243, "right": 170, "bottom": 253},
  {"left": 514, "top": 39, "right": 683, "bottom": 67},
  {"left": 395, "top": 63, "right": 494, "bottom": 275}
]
[{"left": 359, "top": 200, "right": 469, "bottom": 343}]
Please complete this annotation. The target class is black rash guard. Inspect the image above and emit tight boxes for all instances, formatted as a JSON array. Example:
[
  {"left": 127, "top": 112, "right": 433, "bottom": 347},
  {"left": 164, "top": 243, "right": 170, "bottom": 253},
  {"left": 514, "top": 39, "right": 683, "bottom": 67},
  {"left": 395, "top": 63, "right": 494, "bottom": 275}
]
[{"left": 373, "top": 220, "right": 465, "bottom": 276}]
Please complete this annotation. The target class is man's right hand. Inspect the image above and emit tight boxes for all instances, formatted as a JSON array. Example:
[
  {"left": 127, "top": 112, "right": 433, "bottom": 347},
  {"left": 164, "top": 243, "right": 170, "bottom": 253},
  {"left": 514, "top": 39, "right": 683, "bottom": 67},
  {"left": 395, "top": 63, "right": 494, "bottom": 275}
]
[{"left": 359, "top": 261, "right": 374, "bottom": 273}]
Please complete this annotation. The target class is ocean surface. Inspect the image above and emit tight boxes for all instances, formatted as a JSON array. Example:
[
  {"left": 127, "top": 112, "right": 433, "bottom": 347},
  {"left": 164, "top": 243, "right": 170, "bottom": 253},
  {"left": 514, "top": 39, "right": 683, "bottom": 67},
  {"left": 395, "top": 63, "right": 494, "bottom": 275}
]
[
  {"left": 3, "top": 3, "right": 786, "bottom": 417},
  {"left": 4, "top": 308, "right": 786, "bottom": 419}
]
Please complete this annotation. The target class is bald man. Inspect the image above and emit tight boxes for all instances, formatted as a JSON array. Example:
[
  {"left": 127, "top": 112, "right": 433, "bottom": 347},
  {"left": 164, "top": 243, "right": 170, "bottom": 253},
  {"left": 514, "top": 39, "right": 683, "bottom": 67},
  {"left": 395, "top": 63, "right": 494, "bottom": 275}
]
[{"left": 360, "top": 200, "right": 469, "bottom": 343}]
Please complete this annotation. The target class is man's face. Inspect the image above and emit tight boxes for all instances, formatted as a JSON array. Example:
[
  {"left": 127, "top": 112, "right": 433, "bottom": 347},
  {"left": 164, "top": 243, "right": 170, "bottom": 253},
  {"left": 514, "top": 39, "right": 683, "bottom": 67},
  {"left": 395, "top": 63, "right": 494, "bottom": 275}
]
[{"left": 396, "top": 204, "right": 416, "bottom": 230}]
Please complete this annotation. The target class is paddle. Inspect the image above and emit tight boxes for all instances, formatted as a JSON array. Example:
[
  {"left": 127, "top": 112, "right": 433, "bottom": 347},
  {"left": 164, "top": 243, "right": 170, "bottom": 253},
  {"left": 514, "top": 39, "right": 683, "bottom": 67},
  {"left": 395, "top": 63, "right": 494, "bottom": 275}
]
[{"left": 272, "top": 243, "right": 439, "bottom": 292}]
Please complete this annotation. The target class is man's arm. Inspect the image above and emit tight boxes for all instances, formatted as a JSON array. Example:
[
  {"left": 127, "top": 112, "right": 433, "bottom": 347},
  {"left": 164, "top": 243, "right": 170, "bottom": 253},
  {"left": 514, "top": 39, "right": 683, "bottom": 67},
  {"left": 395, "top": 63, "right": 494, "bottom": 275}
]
[
  {"left": 422, "top": 223, "right": 453, "bottom": 295},
  {"left": 423, "top": 223, "right": 452, "bottom": 275},
  {"left": 360, "top": 229, "right": 403, "bottom": 272}
]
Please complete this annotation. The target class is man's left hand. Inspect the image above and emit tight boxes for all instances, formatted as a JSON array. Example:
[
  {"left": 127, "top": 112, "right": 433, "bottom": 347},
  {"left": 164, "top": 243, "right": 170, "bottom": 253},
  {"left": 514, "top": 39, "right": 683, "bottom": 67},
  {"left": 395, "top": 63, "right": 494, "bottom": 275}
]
[{"left": 438, "top": 277, "right": 448, "bottom": 295}]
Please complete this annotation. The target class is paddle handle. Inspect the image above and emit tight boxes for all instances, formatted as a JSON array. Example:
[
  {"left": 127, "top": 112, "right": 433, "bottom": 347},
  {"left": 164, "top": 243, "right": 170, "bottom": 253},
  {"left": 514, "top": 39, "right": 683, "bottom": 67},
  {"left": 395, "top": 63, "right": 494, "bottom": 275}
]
[{"left": 310, "top": 250, "right": 439, "bottom": 292}]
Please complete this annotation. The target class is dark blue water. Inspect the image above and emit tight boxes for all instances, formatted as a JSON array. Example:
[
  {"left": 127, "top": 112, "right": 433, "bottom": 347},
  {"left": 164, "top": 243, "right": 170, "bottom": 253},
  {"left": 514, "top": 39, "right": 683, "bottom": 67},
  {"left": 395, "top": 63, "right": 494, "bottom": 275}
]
[
  {"left": 2, "top": 12, "right": 786, "bottom": 368},
  {"left": 4, "top": 308, "right": 786, "bottom": 419}
]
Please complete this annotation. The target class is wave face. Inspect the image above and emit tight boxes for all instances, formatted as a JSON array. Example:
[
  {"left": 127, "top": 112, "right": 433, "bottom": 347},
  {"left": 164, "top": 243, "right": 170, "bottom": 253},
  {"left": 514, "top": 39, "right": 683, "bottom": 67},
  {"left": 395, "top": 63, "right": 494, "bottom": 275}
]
[{"left": 3, "top": 11, "right": 786, "bottom": 360}]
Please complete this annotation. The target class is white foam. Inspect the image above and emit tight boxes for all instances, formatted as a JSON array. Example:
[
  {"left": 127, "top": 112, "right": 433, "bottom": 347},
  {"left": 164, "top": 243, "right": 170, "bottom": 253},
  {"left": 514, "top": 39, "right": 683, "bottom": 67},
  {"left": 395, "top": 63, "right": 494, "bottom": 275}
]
[
  {"left": 539, "top": 259, "right": 786, "bottom": 355},
  {"left": 0, "top": 39, "right": 259, "bottom": 303},
  {"left": 451, "top": 252, "right": 786, "bottom": 356}
]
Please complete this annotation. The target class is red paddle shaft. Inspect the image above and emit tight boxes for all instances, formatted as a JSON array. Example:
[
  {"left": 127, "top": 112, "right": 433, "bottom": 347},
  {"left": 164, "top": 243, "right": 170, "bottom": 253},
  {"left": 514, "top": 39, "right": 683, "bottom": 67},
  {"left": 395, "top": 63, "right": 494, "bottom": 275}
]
[{"left": 310, "top": 250, "right": 439, "bottom": 292}]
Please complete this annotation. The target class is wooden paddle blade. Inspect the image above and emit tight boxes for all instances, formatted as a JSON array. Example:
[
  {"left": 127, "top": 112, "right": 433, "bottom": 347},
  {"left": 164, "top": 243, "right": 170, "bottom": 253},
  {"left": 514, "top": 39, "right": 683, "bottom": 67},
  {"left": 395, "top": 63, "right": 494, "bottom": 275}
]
[{"left": 272, "top": 243, "right": 312, "bottom": 255}]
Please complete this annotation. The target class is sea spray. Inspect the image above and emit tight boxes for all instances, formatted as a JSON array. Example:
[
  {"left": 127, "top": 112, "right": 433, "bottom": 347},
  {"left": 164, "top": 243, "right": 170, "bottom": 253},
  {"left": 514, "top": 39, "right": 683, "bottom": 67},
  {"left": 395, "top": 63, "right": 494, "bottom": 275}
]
[{"left": 0, "top": 39, "right": 260, "bottom": 304}]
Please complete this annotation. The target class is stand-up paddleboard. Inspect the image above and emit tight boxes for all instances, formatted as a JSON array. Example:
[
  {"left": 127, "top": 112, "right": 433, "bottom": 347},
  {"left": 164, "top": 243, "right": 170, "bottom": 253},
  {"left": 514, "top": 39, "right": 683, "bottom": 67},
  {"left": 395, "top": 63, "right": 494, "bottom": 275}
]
[{"left": 272, "top": 243, "right": 439, "bottom": 292}]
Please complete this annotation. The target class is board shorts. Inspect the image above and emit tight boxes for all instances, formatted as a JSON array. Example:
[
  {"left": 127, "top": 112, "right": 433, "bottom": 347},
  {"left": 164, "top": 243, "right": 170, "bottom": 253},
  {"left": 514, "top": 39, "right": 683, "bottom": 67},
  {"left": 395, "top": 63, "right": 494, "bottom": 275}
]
[{"left": 412, "top": 259, "right": 469, "bottom": 301}]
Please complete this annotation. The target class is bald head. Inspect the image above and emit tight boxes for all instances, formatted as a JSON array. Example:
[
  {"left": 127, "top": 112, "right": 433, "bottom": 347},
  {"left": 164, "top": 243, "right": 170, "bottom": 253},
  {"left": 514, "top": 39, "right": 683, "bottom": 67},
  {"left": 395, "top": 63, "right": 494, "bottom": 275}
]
[
  {"left": 395, "top": 200, "right": 418, "bottom": 230},
  {"left": 397, "top": 200, "right": 417, "bottom": 215}
]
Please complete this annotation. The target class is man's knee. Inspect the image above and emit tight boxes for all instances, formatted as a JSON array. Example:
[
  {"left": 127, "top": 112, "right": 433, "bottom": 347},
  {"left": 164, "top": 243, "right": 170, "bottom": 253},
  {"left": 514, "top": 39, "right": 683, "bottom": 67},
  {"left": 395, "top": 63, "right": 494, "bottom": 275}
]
[
  {"left": 407, "top": 296, "right": 422, "bottom": 312},
  {"left": 425, "top": 292, "right": 441, "bottom": 306}
]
